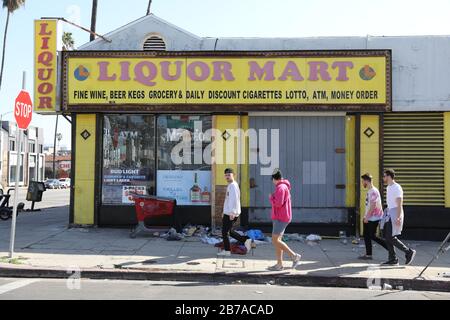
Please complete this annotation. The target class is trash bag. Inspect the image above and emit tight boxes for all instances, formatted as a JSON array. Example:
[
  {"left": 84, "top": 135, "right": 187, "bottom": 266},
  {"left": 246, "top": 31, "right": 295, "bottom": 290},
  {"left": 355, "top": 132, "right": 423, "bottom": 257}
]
[
  {"left": 246, "top": 229, "right": 266, "bottom": 241},
  {"left": 306, "top": 234, "right": 322, "bottom": 242},
  {"left": 215, "top": 242, "right": 248, "bottom": 255}
]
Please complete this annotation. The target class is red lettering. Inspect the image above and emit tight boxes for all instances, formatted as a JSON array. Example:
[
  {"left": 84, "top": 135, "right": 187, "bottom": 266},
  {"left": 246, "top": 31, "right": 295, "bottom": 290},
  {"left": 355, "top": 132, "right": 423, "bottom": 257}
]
[
  {"left": 38, "top": 51, "right": 53, "bottom": 67},
  {"left": 39, "top": 23, "right": 52, "bottom": 36},
  {"left": 37, "top": 68, "right": 53, "bottom": 81},
  {"left": 38, "top": 82, "right": 53, "bottom": 95},
  {"left": 38, "top": 96, "right": 52, "bottom": 109},
  {"left": 41, "top": 37, "right": 50, "bottom": 50}
]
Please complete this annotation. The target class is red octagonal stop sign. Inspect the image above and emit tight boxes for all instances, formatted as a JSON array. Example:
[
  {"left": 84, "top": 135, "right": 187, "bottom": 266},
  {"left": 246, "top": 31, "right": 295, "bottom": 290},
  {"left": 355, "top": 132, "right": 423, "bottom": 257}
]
[{"left": 14, "top": 90, "right": 33, "bottom": 130}]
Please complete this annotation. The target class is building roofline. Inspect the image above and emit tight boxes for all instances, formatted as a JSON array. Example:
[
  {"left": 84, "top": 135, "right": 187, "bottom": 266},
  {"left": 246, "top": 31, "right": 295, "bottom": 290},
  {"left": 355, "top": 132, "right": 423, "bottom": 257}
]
[{"left": 78, "top": 14, "right": 201, "bottom": 50}]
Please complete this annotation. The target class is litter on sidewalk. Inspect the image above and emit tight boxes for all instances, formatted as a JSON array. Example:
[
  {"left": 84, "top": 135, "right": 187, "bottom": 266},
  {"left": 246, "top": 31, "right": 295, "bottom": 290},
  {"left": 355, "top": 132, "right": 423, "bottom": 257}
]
[{"left": 306, "top": 234, "right": 322, "bottom": 242}]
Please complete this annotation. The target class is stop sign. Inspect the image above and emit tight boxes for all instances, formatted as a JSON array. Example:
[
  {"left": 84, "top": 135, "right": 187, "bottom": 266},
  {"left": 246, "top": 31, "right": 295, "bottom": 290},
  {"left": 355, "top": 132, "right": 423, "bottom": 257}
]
[{"left": 14, "top": 90, "right": 33, "bottom": 130}]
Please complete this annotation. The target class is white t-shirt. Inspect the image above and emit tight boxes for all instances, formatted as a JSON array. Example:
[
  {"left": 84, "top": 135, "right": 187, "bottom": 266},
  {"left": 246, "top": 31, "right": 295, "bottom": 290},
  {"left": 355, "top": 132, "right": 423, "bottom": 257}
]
[
  {"left": 223, "top": 181, "right": 241, "bottom": 216},
  {"left": 364, "top": 187, "right": 383, "bottom": 221},
  {"left": 387, "top": 182, "right": 403, "bottom": 209}
]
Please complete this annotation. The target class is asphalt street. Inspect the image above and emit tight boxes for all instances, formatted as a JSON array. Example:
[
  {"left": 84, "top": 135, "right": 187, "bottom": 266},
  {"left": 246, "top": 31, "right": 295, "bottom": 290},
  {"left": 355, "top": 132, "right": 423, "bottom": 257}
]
[
  {"left": 5, "top": 188, "right": 70, "bottom": 210},
  {"left": 0, "top": 278, "right": 449, "bottom": 300}
]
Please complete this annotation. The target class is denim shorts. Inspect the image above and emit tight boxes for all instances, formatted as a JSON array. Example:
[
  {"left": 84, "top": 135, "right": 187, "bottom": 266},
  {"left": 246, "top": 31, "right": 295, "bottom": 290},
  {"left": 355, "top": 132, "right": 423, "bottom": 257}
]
[{"left": 272, "top": 220, "right": 290, "bottom": 235}]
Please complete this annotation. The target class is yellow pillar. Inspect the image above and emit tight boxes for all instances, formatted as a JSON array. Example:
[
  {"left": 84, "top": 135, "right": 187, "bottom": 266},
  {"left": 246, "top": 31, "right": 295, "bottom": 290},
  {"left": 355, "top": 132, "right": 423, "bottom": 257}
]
[
  {"left": 345, "top": 115, "right": 356, "bottom": 208},
  {"left": 212, "top": 115, "right": 249, "bottom": 227},
  {"left": 359, "top": 115, "right": 380, "bottom": 232},
  {"left": 444, "top": 112, "right": 450, "bottom": 207},
  {"left": 73, "top": 114, "right": 96, "bottom": 225}
]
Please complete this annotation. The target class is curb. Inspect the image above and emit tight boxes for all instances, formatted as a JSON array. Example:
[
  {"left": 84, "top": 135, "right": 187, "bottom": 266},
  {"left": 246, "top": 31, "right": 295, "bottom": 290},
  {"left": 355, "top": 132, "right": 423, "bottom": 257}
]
[{"left": 0, "top": 265, "right": 448, "bottom": 293}]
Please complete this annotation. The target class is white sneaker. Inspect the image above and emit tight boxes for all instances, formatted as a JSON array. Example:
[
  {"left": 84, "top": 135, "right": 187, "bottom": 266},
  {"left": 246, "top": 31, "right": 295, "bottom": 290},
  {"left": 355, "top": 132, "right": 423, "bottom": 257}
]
[
  {"left": 217, "top": 250, "right": 231, "bottom": 257},
  {"left": 292, "top": 253, "right": 302, "bottom": 269},
  {"left": 244, "top": 239, "right": 252, "bottom": 253},
  {"left": 268, "top": 264, "right": 284, "bottom": 271}
]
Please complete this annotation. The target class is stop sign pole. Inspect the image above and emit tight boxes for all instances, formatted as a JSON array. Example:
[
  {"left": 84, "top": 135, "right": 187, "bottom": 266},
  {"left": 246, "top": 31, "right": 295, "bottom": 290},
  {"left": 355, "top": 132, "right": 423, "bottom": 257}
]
[{"left": 9, "top": 73, "right": 32, "bottom": 259}]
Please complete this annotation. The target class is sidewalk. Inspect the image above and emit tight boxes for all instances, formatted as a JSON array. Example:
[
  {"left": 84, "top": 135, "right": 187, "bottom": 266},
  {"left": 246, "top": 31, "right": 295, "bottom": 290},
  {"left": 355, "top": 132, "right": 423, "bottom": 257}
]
[{"left": 0, "top": 206, "right": 449, "bottom": 292}]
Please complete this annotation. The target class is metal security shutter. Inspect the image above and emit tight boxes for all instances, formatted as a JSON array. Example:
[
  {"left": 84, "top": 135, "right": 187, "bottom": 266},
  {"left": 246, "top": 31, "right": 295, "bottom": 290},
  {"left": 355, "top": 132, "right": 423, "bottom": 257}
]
[
  {"left": 383, "top": 113, "right": 444, "bottom": 206},
  {"left": 143, "top": 36, "right": 166, "bottom": 51}
]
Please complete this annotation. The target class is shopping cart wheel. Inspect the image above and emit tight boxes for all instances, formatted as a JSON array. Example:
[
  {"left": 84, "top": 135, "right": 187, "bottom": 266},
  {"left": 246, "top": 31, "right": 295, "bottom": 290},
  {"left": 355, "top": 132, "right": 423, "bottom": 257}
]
[{"left": 0, "top": 208, "right": 10, "bottom": 221}]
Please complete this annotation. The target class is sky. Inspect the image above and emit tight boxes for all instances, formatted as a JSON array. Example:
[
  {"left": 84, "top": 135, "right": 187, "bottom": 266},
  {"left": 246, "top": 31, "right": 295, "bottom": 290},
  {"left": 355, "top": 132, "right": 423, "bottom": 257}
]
[{"left": 1, "top": 0, "right": 450, "bottom": 148}]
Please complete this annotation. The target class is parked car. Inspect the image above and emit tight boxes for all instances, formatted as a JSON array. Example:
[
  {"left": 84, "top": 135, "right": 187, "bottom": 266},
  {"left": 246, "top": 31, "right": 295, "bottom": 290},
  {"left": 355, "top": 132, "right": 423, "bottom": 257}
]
[
  {"left": 45, "top": 179, "right": 61, "bottom": 189},
  {"left": 58, "top": 178, "right": 71, "bottom": 189}
]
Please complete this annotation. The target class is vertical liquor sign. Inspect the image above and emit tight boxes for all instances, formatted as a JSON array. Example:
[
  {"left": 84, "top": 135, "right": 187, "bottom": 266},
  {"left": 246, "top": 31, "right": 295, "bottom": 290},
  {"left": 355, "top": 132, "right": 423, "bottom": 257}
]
[{"left": 34, "top": 19, "right": 59, "bottom": 113}]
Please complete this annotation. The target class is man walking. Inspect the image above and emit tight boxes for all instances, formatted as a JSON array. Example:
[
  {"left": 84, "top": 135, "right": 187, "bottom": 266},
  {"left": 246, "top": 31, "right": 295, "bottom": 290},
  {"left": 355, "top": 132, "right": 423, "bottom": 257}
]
[
  {"left": 358, "top": 173, "right": 388, "bottom": 260},
  {"left": 381, "top": 169, "right": 416, "bottom": 266},
  {"left": 218, "top": 168, "right": 252, "bottom": 256}
]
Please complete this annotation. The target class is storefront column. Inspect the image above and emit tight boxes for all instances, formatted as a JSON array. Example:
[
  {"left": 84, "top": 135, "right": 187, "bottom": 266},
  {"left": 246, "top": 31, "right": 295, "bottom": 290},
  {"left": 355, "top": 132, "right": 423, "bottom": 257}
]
[
  {"left": 212, "top": 115, "right": 247, "bottom": 228},
  {"left": 345, "top": 115, "right": 356, "bottom": 208},
  {"left": 444, "top": 112, "right": 450, "bottom": 208},
  {"left": 359, "top": 115, "right": 380, "bottom": 234},
  {"left": 72, "top": 114, "right": 96, "bottom": 226}
]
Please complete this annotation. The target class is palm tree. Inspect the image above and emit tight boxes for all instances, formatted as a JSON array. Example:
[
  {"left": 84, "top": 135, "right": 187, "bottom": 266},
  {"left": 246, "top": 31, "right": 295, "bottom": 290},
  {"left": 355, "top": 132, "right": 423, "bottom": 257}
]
[
  {"left": 147, "top": 0, "right": 152, "bottom": 15},
  {"left": 62, "top": 32, "right": 75, "bottom": 51},
  {"left": 90, "top": 0, "right": 98, "bottom": 41},
  {"left": 0, "top": 0, "right": 25, "bottom": 91}
]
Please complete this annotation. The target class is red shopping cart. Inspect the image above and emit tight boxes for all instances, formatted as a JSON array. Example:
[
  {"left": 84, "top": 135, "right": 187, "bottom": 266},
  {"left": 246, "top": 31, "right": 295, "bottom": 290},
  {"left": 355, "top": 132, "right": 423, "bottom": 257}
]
[{"left": 129, "top": 194, "right": 178, "bottom": 238}]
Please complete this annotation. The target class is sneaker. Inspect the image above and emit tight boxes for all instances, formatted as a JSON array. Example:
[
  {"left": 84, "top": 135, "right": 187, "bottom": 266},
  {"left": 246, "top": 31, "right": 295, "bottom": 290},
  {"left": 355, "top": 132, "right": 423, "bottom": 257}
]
[
  {"left": 244, "top": 239, "right": 252, "bottom": 253},
  {"left": 217, "top": 250, "right": 231, "bottom": 257},
  {"left": 381, "top": 259, "right": 399, "bottom": 266},
  {"left": 405, "top": 249, "right": 416, "bottom": 265},
  {"left": 292, "top": 253, "right": 302, "bottom": 269},
  {"left": 267, "top": 264, "right": 284, "bottom": 271},
  {"left": 358, "top": 255, "right": 373, "bottom": 260}
]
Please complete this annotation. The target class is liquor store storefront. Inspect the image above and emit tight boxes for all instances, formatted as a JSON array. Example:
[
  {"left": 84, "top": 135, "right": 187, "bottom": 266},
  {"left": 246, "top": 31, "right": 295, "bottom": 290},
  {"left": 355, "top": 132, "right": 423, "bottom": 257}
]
[{"left": 63, "top": 50, "right": 391, "bottom": 234}]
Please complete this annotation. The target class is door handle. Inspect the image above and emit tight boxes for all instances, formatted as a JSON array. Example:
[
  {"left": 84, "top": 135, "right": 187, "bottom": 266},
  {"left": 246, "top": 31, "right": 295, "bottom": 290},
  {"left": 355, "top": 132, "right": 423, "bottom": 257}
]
[{"left": 336, "top": 184, "right": 346, "bottom": 189}]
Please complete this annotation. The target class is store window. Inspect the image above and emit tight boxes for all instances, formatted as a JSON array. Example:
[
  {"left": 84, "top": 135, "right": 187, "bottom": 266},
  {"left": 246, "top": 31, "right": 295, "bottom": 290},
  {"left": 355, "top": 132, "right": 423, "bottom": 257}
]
[
  {"left": 157, "top": 115, "right": 212, "bottom": 206},
  {"left": 9, "top": 140, "right": 15, "bottom": 151},
  {"left": 9, "top": 153, "right": 24, "bottom": 184},
  {"left": 102, "top": 115, "right": 155, "bottom": 205}
]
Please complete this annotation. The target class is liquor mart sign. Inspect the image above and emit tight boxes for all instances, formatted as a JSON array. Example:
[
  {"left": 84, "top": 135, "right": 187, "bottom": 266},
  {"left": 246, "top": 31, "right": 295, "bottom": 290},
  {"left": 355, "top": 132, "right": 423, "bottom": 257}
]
[
  {"left": 34, "top": 19, "right": 60, "bottom": 113},
  {"left": 63, "top": 50, "right": 391, "bottom": 110}
]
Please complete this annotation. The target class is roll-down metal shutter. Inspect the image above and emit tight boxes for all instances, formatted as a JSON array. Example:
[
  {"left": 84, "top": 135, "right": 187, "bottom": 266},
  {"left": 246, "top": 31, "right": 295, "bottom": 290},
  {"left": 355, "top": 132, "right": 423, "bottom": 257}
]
[{"left": 383, "top": 113, "right": 444, "bottom": 206}]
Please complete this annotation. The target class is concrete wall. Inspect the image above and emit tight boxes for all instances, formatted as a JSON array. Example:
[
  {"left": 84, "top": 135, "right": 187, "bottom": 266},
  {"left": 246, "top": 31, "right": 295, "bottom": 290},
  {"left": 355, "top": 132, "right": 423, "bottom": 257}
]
[{"left": 79, "top": 14, "right": 450, "bottom": 112}]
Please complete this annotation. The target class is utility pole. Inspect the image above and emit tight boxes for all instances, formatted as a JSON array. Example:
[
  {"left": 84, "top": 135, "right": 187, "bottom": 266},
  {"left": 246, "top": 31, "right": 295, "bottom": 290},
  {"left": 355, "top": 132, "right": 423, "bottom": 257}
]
[
  {"left": 147, "top": 0, "right": 152, "bottom": 15},
  {"left": 90, "top": 0, "right": 98, "bottom": 41},
  {"left": 53, "top": 115, "right": 58, "bottom": 179}
]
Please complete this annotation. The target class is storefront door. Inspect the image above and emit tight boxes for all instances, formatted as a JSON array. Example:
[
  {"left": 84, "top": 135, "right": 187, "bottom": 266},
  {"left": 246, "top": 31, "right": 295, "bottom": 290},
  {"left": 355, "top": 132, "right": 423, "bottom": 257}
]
[{"left": 249, "top": 116, "right": 347, "bottom": 224}]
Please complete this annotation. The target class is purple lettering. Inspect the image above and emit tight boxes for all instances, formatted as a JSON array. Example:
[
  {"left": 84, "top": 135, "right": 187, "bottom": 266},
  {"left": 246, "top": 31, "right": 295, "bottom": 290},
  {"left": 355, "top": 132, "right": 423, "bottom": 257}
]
[
  {"left": 211, "top": 61, "right": 235, "bottom": 81},
  {"left": 98, "top": 62, "right": 117, "bottom": 81},
  {"left": 308, "top": 61, "right": 332, "bottom": 81},
  {"left": 332, "top": 61, "right": 354, "bottom": 81},
  {"left": 279, "top": 61, "right": 304, "bottom": 81},
  {"left": 160, "top": 61, "right": 183, "bottom": 81},
  {"left": 248, "top": 61, "right": 275, "bottom": 81},
  {"left": 134, "top": 61, "right": 157, "bottom": 86},
  {"left": 187, "top": 62, "right": 210, "bottom": 81},
  {"left": 119, "top": 62, "right": 131, "bottom": 81}
]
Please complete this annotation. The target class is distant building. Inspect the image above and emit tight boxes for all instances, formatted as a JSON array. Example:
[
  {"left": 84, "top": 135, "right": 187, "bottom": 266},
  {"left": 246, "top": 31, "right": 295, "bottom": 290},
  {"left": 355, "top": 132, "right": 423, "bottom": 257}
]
[
  {"left": 45, "top": 154, "right": 71, "bottom": 179},
  {"left": 0, "top": 121, "right": 45, "bottom": 188}
]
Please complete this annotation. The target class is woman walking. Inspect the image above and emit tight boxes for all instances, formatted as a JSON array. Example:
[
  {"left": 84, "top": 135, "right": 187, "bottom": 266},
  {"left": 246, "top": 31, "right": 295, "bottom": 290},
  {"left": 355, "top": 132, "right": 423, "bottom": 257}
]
[{"left": 268, "top": 169, "right": 302, "bottom": 271}]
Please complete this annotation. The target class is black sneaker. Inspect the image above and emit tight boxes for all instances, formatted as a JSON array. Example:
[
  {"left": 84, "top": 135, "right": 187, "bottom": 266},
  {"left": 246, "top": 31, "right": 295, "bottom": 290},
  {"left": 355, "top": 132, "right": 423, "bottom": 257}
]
[
  {"left": 381, "top": 259, "right": 399, "bottom": 266},
  {"left": 405, "top": 249, "right": 416, "bottom": 265}
]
